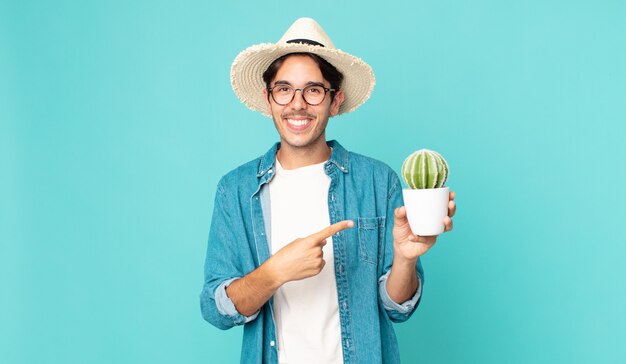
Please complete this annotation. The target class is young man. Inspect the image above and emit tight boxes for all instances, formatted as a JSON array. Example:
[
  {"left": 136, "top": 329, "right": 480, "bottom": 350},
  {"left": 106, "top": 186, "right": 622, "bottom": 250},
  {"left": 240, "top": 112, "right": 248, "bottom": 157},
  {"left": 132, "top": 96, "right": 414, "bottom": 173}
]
[{"left": 200, "top": 18, "right": 456, "bottom": 364}]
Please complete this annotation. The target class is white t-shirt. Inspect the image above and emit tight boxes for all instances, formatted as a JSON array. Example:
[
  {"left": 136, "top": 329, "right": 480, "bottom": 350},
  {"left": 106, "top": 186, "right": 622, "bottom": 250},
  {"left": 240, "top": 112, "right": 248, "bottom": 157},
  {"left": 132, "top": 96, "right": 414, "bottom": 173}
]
[{"left": 269, "top": 159, "right": 343, "bottom": 364}]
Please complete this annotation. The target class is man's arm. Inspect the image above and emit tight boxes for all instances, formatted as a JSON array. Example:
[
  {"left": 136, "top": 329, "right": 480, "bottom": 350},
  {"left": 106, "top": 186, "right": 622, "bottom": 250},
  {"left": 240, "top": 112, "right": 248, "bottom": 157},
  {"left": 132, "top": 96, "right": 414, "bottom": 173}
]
[
  {"left": 226, "top": 220, "right": 355, "bottom": 317},
  {"left": 386, "top": 192, "right": 456, "bottom": 303}
]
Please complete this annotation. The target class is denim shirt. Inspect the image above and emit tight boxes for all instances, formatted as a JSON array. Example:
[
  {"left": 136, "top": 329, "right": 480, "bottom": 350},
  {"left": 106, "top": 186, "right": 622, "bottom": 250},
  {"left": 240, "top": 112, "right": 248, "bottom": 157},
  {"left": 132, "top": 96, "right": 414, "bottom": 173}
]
[{"left": 200, "top": 140, "right": 424, "bottom": 364}]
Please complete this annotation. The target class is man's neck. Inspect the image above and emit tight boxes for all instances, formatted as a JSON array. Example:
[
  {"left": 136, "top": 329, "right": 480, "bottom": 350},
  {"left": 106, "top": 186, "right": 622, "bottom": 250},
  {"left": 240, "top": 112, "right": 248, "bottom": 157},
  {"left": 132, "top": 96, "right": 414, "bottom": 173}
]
[{"left": 276, "top": 140, "right": 331, "bottom": 169}]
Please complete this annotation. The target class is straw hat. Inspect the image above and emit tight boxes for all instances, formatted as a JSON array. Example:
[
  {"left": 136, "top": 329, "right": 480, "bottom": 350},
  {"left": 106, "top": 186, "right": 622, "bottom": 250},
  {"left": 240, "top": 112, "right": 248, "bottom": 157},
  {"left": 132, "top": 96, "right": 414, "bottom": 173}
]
[{"left": 230, "top": 17, "right": 376, "bottom": 117}]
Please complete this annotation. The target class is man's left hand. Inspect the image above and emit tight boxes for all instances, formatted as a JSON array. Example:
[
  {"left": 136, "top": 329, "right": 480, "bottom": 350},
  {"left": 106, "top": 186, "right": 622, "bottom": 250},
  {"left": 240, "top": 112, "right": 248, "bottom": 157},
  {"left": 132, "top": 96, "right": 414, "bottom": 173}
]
[{"left": 393, "top": 191, "right": 456, "bottom": 261}]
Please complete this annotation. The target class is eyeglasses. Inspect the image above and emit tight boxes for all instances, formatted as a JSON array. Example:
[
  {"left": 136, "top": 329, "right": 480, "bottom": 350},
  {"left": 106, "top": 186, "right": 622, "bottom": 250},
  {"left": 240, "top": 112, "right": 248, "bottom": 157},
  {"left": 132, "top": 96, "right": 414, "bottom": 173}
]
[{"left": 268, "top": 84, "right": 335, "bottom": 106}]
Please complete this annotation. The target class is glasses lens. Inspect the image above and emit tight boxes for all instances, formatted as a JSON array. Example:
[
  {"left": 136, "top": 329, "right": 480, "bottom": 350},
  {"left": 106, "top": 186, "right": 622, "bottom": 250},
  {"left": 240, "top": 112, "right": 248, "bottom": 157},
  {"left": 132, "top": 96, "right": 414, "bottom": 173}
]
[
  {"left": 271, "top": 85, "right": 294, "bottom": 105},
  {"left": 302, "top": 85, "right": 326, "bottom": 105}
]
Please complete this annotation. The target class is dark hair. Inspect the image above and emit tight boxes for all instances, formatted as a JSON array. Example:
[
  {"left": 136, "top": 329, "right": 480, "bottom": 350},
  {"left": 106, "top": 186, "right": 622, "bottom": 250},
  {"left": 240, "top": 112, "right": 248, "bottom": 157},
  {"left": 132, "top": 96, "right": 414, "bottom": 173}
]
[{"left": 262, "top": 52, "right": 344, "bottom": 100}]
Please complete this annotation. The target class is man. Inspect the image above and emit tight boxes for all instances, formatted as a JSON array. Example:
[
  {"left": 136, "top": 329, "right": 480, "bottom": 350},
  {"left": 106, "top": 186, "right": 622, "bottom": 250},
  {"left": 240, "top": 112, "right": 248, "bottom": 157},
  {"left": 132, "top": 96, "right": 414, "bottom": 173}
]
[{"left": 200, "top": 18, "right": 456, "bottom": 364}]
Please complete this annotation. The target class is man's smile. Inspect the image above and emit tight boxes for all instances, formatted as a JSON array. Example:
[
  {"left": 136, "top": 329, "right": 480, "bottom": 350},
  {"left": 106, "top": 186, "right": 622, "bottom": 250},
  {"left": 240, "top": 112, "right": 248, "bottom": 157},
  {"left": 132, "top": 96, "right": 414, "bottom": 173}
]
[
  {"left": 286, "top": 118, "right": 309, "bottom": 126},
  {"left": 283, "top": 113, "right": 315, "bottom": 132}
]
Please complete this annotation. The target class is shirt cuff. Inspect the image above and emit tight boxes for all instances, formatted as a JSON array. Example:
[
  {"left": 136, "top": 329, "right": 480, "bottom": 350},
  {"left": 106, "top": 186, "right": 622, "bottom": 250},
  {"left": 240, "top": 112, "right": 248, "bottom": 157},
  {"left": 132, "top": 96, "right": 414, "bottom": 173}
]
[
  {"left": 215, "top": 278, "right": 260, "bottom": 324},
  {"left": 378, "top": 270, "right": 422, "bottom": 314}
]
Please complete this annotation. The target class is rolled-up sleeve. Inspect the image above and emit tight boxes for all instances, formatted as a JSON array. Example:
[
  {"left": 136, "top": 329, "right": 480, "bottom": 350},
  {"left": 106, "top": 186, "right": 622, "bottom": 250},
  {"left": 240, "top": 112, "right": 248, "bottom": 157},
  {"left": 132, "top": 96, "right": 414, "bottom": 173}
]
[
  {"left": 214, "top": 278, "right": 259, "bottom": 324},
  {"left": 378, "top": 267, "right": 423, "bottom": 319}
]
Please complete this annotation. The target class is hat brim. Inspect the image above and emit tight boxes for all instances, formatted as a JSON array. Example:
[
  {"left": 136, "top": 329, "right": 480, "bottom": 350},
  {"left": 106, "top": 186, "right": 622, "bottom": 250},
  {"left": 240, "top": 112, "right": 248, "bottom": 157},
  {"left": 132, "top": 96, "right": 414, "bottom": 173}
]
[{"left": 230, "top": 43, "right": 375, "bottom": 117}]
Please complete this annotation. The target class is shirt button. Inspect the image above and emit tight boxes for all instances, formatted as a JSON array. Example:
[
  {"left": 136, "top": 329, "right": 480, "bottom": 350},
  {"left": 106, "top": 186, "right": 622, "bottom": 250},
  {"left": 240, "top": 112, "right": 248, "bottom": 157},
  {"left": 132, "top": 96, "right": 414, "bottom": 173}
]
[
  {"left": 270, "top": 341, "right": 275, "bottom": 347},
  {"left": 342, "top": 302, "right": 347, "bottom": 310}
]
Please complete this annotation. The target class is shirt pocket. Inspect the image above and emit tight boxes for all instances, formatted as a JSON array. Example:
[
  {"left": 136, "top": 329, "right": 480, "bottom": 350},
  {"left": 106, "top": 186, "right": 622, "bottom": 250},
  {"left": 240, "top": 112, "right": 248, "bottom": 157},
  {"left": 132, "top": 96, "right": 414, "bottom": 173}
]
[{"left": 357, "top": 217, "right": 386, "bottom": 265}]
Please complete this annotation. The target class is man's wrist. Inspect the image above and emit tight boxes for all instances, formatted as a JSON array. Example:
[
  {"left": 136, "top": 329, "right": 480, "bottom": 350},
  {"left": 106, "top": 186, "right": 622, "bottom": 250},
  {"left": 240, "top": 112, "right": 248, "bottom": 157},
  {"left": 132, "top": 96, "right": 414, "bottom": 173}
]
[
  {"left": 392, "top": 244, "right": 419, "bottom": 267},
  {"left": 259, "top": 257, "right": 285, "bottom": 289},
  {"left": 392, "top": 256, "right": 418, "bottom": 271},
  {"left": 387, "top": 254, "right": 419, "bottom": 304}
]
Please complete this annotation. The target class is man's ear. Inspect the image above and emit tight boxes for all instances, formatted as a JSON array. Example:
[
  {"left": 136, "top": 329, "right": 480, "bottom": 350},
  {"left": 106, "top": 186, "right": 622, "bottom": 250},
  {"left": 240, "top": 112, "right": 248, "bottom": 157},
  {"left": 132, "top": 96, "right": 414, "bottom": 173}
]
[
  {"left": 330, "top": 90, "right": 345, "bottom": 116},
  {"left": 263, "top": 88, "right": 272, "bottom": 115}
]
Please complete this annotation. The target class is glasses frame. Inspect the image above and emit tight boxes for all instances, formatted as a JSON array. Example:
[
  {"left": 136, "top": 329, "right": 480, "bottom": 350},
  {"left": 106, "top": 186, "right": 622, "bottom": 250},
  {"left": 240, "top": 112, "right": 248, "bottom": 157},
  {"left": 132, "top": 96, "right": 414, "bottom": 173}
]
[{"left": 267, "top": 84, "right": 336, "bottom": 106}]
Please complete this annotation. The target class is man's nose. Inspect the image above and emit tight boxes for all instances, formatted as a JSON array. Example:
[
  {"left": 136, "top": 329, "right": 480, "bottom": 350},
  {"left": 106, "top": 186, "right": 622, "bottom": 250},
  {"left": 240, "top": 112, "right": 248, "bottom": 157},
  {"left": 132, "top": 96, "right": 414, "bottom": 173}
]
[{"left": 290, "top": 89, "right": 307, "bottom": 110}]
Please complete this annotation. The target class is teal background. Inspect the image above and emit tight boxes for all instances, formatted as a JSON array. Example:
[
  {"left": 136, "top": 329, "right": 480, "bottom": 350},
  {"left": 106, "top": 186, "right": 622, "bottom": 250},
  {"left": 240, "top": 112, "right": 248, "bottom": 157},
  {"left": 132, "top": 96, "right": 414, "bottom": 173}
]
[{"left": 2, "top": 0, "right": 625, "bottom": 363}]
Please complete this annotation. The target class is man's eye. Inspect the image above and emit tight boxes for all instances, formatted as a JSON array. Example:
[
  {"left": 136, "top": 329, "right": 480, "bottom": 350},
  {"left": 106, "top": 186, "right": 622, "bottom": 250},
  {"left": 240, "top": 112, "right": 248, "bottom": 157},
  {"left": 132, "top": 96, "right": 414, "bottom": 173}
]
[
  {"left": 276, "top": 87, "right": 291, "bottom": 93},
  {"left": 306, "top": 87, "right": 322, "bottom": 94}
]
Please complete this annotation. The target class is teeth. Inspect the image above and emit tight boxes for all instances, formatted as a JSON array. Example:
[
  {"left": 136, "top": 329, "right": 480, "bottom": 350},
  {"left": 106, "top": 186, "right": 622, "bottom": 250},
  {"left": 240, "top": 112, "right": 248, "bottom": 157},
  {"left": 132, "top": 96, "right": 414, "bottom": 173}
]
[{"left": 286, "top": 119, "right": 309, "bottom": 126}]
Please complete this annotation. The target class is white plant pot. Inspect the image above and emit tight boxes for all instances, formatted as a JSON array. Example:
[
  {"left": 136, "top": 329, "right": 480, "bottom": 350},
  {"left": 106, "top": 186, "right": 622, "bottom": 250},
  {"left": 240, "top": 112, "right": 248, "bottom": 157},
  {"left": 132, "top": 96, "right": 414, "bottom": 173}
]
[{"left": 402, "top": 187, "right": 450, "bottom": 236}]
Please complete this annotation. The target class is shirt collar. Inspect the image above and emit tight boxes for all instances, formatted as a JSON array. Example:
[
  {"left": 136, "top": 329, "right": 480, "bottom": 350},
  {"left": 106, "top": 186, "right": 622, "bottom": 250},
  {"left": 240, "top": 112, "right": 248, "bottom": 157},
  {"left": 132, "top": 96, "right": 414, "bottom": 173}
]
[
  {"left": 256, "top": 140, "right": 349, "bottom": 178},
  {"left": 325, "top": 140, "right": 349, "bottom": 173}
]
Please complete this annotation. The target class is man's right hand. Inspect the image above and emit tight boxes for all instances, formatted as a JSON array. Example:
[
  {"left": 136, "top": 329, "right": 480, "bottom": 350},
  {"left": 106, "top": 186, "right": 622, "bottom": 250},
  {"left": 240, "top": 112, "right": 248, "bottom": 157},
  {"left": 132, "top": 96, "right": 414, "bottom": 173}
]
[
  {"left": 225, "top": 220, "right": 354, "bottom": 317},
  {"left": 267, "top": 220, "right": 354, "bottom": 285}
]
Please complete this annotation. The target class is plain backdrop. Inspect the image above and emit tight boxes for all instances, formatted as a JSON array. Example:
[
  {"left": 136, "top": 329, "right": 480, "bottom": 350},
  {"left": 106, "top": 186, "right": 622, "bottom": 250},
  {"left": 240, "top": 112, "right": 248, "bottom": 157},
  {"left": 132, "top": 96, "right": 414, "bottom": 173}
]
[{"left": 2, "top": 0, "right": 625, "bottom": 363}]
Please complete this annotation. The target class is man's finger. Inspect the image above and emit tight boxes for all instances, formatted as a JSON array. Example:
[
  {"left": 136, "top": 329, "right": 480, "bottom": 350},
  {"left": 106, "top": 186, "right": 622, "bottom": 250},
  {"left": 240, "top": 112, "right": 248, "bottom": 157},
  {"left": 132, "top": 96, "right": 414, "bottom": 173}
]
[
  {"left": 394, "top": 207, "right": 410, "bottom": 225},
  {"left": 312, "top": 220, "right": 354, "bottom": 241},
  {"left": 448, "top": 200, "right": 456, "bottom": 217}
]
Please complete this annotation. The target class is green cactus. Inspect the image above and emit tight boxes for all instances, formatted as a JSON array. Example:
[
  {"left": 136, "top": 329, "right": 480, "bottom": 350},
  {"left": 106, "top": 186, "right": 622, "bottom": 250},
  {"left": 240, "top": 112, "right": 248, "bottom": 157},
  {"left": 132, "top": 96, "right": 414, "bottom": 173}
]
[{"left": 401, "top": 149, "right": 449, "bottom": 189}]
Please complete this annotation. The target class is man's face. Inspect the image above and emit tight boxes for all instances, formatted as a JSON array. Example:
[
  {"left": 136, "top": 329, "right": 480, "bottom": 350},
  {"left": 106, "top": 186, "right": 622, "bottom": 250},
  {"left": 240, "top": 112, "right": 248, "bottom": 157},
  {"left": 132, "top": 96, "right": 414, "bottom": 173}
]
[{"left": 264, "top": 55, "right": 344, "bottom": 151}]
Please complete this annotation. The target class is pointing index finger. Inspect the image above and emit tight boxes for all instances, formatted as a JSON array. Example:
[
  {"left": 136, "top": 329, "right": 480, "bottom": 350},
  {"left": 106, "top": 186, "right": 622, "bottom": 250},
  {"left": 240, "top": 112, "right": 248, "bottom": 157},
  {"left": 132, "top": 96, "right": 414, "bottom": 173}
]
[{"left": 312, "top": 220, "right": 354, "bottom": 241}]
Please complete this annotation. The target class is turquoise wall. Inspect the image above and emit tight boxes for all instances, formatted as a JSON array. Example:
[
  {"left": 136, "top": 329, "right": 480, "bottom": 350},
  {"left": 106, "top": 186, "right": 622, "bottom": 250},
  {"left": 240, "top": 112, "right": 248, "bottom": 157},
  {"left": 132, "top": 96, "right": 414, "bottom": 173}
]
[{"left": 2, "top": 0, "right": 625, "bottom": 363}]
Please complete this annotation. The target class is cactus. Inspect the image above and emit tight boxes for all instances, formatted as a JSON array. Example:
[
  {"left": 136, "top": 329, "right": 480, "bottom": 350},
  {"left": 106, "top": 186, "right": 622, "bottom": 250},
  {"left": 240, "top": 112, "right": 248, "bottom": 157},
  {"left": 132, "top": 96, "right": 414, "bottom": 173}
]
[{"left": 401, "top": 149, "right": 449, "bottom": 189}]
